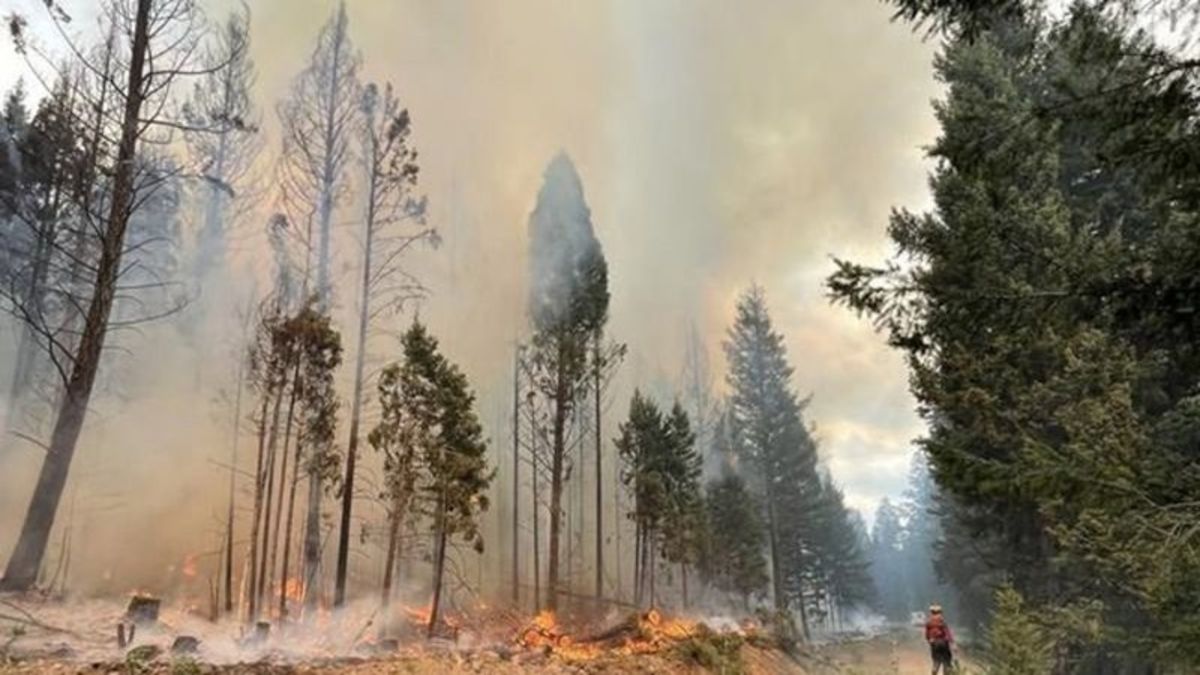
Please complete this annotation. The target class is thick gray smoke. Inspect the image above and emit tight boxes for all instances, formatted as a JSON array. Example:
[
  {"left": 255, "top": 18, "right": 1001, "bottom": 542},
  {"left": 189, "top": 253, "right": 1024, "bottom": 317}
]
[
  {"left": 0, "top": 0, "right": 942, "bottom": 598},
  {"left": 527, "top": 152, "right": 606, "bottom": 332}
]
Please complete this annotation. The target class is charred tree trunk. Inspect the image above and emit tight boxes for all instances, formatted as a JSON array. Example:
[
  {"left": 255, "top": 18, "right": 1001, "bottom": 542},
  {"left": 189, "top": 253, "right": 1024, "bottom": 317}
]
[
  {"left": 380, "top": 494, "right": 402, "bottom": 609},
  {"left": 531, "top": 429, "right": 541, "bottom": 612},
  {"left": 224, "top": 372, "right": 244, "bottom": 614},
  {"left": 0, "top": 0, "right": 152, "bottom": 592},
  {"left": 427, "top": 496, "right": 448, "bottom": 639},
  {"left": 302, "top": 469, "right": 322, "bottom": 611},
  {"left": 257, "top": 387, "right": 286, "bottom": 608},
  {"left": 277, "top": 433, "right": 304, "bottom": 620},
  {"left": 765, "top": 492, "right": 785, "bottom": 612},
  {"left": 268, "top": 366, "right": 299, "bottom": 608},
  {"left": 593, "top": 338, "right": 603, "bottom": 600},
  {"left": 335, "top": 199, "right": 375, "bottom": 607},
  {"left": 246, "top": 394, "right": 271, "bottom": 620},
  {"left": 511, "top": 348, "right": 520, "bottom": 607},
  {"left": 546, "top": 346, "right": 567, "bottom": 611},
  {"left": 681, "top": 562, "right": 688, "bottom": 610}
]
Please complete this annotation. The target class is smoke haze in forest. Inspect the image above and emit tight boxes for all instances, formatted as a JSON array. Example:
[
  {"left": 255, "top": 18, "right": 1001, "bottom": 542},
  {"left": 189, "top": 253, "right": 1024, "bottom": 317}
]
[{"left": 0, "top": 0, "right": 940, "bottom": 592}]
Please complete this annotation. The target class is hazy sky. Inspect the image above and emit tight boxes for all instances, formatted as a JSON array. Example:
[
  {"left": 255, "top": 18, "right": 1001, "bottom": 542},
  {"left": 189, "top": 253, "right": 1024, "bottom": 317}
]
[{"left": 0, "top": 0, "right": 941, "bottom": 521}]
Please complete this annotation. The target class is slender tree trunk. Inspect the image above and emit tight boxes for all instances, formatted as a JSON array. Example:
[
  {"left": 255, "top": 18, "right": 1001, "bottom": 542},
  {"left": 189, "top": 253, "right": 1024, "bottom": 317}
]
[
  {"left": 0, "top": 0, "right": 152, "bottom": 592},
  {"left": 335, "top": 192, "right": 375, "bottom": 607},
  {"left": 532, "top": 431, "right": 540, "bottom": 612},
  {"left": 546, "top": 342, "right": 567, "bottom": 612},
  {"left": 381, "top": 494, "right": 402, "bottom": 609},
  {"left": 303, "top": 468, "right": 323, "bottom": 611},
  {"left": 224, "top": 371, "right": 244, "bottom": 614},
  {"left": 257, "top": 388, "right": 285, "bottom": 608},
  {"left": 765, "top": 489, "right": 786, "bottom": 611},
  {"left": 681, "top": 562, "right": 688, "bottom": 610},
  {"left": 427, "top": 497, "right": 448, "bottom": 639},
  {"left": 648, "top": 536, "right": 656, "bottom": 608},
  {"left": 594, "top": 339, "right": 603, "bottom": 600},
  {"left": 797, "top": 585, "right": 810, "bottom": 641},
  {"left": 278, "top": 435, "right": 304, "bottom": 620},
  {"left": 269, "top": 367, "right": 299, "bottom": 608},
  {"left": 511, "top": 348, "right": 520, "bottom": 607},
  {"left": 614, "top": 455, "right": 622, "bottom": 603},
  {"left": 634, "top": 521, "right": 642, "bottom": 606},
  {"left": 246, "top": 394, "right": 271, "bottom": 620}
]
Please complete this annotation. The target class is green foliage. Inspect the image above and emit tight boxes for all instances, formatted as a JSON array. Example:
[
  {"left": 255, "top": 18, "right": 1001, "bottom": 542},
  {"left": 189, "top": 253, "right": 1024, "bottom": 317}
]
[
  {"left": 986, "top": 586, "right": 1055, "bottom": 675},
  {"left": 169, "top": 657, "right": 202, "bottom": 675},
  {"left": 676, "top": 625, "right": 746, "bottom": 675},
  {"left": 701, "top": 472, "right": 769, "bottom": 602},
  {"left": 617, "top": 392, "right": 705, "bottom": 569},
  {"left": 374, "top": 321, "right": 493, "bottom": 552},
  {"left": 829, "top": 1, "right": 1200, "bottom": 666}
]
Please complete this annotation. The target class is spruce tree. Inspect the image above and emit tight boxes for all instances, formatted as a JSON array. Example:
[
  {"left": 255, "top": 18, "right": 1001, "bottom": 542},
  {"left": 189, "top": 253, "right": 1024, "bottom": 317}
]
[{"left": 722, "top": 285, "right": 823, "bottom": 625}]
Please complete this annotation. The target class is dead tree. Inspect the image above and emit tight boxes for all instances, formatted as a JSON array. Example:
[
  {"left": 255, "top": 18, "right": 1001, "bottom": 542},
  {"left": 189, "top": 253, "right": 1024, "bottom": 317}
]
[
  {"left": 1, "top": 0, "right": 223, "bottom": 592},
  {"left": 181, "top": 4, "right": 261, "bottom": 292},
  {"left": 333, "top": 81, "right": 433, "bottom": 608},
  {"left": 276, "top": 1, "right": 361, "bottom": 606}
]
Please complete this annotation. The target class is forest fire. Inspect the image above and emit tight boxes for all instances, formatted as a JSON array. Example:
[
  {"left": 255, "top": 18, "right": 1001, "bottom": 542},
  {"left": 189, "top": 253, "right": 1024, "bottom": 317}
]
[{"left": 513, "top": 608, "right": 701, "bottom": 661}]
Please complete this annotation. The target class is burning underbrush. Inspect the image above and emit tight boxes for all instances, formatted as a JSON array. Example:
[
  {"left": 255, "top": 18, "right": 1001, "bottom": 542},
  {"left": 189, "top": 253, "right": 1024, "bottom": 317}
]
[{"left": 0, "top": 592, "right": 784, "bottom": 673}]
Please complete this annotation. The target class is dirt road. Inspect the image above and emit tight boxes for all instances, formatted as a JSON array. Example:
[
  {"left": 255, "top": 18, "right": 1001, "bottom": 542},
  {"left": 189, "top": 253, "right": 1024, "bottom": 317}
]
[{"left": 811, "top": 631, "right": 978, "bottom": 674}]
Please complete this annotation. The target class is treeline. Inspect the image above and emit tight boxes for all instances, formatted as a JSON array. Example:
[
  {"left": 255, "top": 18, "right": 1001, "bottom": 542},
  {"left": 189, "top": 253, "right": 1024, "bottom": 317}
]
[
  {"left": 835, "top": 0, "right": 1200, "bottom": 670},
  {"left": 0, "top": 0, "right": 473, "bottom": 633},
  {"left": 0, "top": 0, "right": 875, "bottom": 642},
  {"left": 868, "top": 455, "right": 955, "bottom": 624}
]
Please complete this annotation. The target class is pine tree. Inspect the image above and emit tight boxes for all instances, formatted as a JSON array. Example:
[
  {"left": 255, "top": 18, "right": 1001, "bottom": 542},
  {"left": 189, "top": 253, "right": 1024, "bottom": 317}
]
[
  {"left": 722, "top": 285, "right": 823, "bottom": 628},
  {"left": 379, "top": 322, "right": 491, "bottom": 638},
  {"left": 525, "top": 152, "right": 609, "bottom": 611},
  {"left": 701, "top": 472, "right": 768, "bottom": 609}
]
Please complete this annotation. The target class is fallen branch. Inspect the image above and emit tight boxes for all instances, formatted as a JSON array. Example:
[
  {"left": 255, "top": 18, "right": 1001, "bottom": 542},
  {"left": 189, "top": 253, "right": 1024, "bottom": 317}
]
[{"left": 0, "top": 600, "right": 77, "bottom": 636}]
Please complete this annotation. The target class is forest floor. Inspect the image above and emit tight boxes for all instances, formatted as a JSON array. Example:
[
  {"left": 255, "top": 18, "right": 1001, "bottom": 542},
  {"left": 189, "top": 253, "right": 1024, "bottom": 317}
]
[{"left": 0, "top": 595, "right": 976, "bottom": 674}]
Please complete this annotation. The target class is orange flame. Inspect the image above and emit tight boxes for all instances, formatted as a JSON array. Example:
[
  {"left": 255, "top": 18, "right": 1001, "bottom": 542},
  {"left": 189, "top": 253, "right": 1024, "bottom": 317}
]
[
  {"left": 282, "top": 577, "right": 304, "bottom": 603},
  {"left": 181, "top": 554, "right": 198, "bottom": 579}
]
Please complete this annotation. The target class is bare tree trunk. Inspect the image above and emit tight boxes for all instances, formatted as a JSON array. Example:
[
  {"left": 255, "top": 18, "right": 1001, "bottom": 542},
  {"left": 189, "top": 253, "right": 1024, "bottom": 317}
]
[
  {"left": 648, "top": 536, "right": 656, "bottom": 608},
  {"left": 427, "top": 497, "right": 448, "bottom": 639},
  {"left": 257, "top": 389, "right": 286, "bottom": 608},
  {"left": 511, "top": 348, "right": 520, "bottom": 607},
  {"left": 302, "top": 470, "right": 322, "bottom": 612},
  {"left": 546, "top": 348, "right": 567, "bottom": 611},
  {"left": 0, "top": 0, "right": 152, "bottom": 592},
  {"left": 268, "top": 369, "right": 299, "bottom": 604},
  {"left": 531, "top": 430, "right": 540, "bottom": 612},
  {"left": 335, "top": 198, "right": 375, "bottom": 607},
  {"left": 681, "top": 562, "right": 688, "bottom": 610},
  {"left": 246, "top": 394, "right": 271, "bottom": 620},
  {"left": 594, "top": 339, "right": 603, "bottom": 600},
  {"left": 224, "top": 372, "right": 244, "bottom": 614},
  {"left": 765, "top": 495, "right": 785, "bottom": 612},
  {"left": 278, "top": 435, "right": 304, "bottom": 620},
  {"left": 380, "top": 495, "right": 402, "bottom": 609}
]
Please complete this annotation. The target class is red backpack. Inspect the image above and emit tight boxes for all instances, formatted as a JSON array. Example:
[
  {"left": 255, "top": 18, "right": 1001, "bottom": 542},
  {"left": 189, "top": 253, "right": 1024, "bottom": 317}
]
[{"left": 927, "top": 615, "right": 949, "bottom": 644}]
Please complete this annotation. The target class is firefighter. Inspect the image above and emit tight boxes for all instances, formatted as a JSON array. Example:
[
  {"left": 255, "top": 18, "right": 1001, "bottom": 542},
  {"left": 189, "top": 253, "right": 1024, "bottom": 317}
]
[{"left": 924, "top": 604, "right": 955, "bottom": 674}]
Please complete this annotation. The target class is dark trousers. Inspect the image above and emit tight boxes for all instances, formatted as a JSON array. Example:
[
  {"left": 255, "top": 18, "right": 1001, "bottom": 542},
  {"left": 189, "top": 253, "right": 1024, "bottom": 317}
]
[{"left": 930, "top": 641, "right": 953, "bottom": 672}]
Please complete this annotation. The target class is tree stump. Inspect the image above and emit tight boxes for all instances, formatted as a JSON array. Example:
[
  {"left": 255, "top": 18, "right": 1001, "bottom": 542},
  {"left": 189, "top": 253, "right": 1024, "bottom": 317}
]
[
  {"left": 125, "top": 595, "right": 160, "bottom": 625},
  {"left": 171, "top": 636, "right": 200, "bottom": 655}
]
